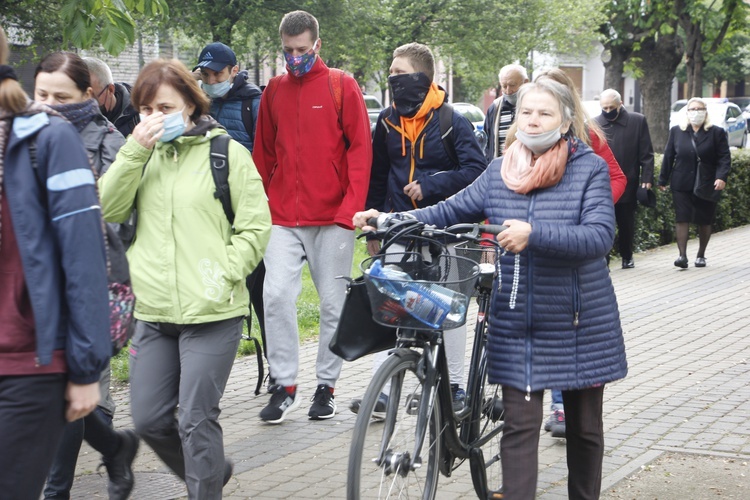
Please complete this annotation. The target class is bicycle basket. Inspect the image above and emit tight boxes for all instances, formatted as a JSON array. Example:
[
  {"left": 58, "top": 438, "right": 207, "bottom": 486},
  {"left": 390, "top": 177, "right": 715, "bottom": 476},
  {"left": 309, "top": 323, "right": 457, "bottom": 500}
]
[
  {"left": 455, "top": 241, "right": 499, "bottom": 296},
  {"left": 454, "top": 241, "right": 499, "bottom": 265},
  {"left": 361, "top": 252, "right": 479, "bottom": 330}
]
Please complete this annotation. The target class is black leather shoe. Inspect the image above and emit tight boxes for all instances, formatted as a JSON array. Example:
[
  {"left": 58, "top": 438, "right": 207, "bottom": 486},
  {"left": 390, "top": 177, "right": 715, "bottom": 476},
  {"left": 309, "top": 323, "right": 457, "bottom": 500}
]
[
  {"left": 223, "top": 458, "right": 234, "bottom": 486},
  {"left": 621, "top": 258, "right": 635, "bottom": 269},
  {"left": 104, "top": 429, "right": 139, "bottom": 500},
  {"left": 674, "top": 256, "right": 688, "bottom": 269},
  {"left": 695, "top": 257, "right": 707, "bottom": 267}
]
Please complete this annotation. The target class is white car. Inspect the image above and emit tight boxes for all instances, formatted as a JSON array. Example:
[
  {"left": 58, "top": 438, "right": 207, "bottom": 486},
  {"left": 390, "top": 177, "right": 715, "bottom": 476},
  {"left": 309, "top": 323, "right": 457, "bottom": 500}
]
[
  {"left": 669, "top": 98, "right": 747, "bottom": 148},
  {"left": 452, "top": 102, "right": 485, "bottom": 131},
  {"left": 364, "top": 94, "right": 383, "bottom": 135}
]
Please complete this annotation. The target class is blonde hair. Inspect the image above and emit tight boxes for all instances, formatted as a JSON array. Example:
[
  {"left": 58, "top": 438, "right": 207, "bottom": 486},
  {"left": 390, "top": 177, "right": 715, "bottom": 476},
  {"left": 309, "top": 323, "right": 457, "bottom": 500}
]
[
  {"left": 0, "top": 25, "right": 28, "bottom": 114},
  {"left": 503, "top": 79, "right": 584, "bottom": 151},
  {"left": 679, "top": 97, "right": 712, "bottom": 131}
]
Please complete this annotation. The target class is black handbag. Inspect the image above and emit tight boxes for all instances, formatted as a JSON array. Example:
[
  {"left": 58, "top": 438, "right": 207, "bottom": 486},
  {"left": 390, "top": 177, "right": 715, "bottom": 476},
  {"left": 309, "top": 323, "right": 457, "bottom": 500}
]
[
  {"left": 329, "top": 276, "right": 397, "bottom": 362},
  {"left": 690, "top": 135, "right": 722, "bottom": 202}
]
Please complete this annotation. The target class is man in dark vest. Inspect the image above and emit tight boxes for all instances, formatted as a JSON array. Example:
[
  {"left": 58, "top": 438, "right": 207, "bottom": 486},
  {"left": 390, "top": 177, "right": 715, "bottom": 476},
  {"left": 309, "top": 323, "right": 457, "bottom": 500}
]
[
  {"left": 595, "top": 89, "right": 655, "bottom": 269},
  {"left": 195, "top": 42, "right": 267, "bottom": 384}
]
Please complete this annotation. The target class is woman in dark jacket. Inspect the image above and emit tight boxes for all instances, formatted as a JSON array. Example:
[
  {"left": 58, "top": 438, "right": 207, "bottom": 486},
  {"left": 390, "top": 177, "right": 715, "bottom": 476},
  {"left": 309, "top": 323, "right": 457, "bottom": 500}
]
[
  {"left": 0, "top": 27, "right": 110, "bottom": 500},
  {"left": 355, "top": 79, "right": 627, "bottom": 499},
  {"left": 33, "top": 51, "right": 138, "bottom": 500},
  {"left": 659, "top": 97, "right": 731, "bottom": 268}
]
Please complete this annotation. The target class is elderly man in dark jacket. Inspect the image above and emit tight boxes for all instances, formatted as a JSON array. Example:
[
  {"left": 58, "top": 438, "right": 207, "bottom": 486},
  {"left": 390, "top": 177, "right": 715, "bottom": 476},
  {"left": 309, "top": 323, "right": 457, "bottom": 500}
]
[
  {"left": 595, "top": 89, "right": 654, "bottom": 269},
  {"left": 84, "top": 57, "right": 140, "bottom": 138}
]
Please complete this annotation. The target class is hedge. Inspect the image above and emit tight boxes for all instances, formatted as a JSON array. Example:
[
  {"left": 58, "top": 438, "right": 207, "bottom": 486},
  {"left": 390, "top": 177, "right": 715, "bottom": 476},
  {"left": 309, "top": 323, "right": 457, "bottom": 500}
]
[{"left": 625, "top": 149, "right": 750, "bottom": 256}]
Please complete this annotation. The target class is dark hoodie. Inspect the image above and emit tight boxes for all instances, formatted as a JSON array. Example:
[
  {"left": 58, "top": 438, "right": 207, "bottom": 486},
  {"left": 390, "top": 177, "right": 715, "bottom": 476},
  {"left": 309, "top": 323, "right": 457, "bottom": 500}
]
[{"left": 209, "top": 70, "right": 262, "bottom": 152}]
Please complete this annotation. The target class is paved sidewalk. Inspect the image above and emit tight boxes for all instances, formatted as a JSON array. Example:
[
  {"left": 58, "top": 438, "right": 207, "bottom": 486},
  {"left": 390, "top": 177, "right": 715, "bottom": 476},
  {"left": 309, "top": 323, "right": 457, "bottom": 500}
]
[{"left": 71, "top": 226, "right": 750, "bottom": 498}]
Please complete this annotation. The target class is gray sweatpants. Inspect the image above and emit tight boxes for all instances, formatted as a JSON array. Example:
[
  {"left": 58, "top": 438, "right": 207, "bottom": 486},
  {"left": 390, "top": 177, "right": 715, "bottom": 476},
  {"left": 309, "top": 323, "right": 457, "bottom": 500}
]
[
  {"left": 129, "top": 317, "right": 242, "bottom": 500},
  {"left": 263, "top": 225, "right": 354, "bottom": 388}
]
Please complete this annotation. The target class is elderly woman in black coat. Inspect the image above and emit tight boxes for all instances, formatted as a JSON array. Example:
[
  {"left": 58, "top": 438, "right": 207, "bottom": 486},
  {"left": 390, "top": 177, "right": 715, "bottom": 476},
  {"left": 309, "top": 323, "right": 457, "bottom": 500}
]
[{"left": 659, "top": 97, "right": 731, "bottom": 268}]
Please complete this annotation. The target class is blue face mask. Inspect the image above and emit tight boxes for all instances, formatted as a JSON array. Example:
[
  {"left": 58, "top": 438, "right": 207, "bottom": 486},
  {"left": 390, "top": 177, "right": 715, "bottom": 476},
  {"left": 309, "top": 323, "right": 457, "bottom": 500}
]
[
  {"left": 159, "top": 108, "right": 187, "bottom": 142},
  {"left": 203, "top": 79, "right": 232, "bottom": 99},
  {"left": 283, "top": 39, "right": 319, "bottom": 77}
]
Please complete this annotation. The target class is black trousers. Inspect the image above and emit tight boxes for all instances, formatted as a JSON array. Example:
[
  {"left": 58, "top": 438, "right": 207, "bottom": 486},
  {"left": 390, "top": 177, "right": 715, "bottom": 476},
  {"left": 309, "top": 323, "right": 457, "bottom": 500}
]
[
  {"left": 501, "top": 385, "right": 605, "bottom": 500},
  {"left": 0, "top": 374, "right": 67, "bottom": 500},
  {"left": 614, "top": 202, "right": 637, "bottom": 260}
]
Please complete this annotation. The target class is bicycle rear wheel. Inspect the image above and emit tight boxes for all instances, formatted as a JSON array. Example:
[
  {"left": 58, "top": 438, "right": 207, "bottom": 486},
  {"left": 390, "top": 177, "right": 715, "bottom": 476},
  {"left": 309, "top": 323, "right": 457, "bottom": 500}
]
[
  {"left": 469, "top": 348, "right": 504, "bottom": 497},
  {"left": 347, "top": 348, "right": 442, "bottom": 499}
]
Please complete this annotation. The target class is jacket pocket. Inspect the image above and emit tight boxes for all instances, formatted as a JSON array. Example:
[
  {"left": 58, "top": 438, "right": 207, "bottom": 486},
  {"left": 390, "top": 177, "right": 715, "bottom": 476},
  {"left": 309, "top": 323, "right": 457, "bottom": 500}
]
[{"left": 572, "top": 269, "right": 581, "bottom": 327}]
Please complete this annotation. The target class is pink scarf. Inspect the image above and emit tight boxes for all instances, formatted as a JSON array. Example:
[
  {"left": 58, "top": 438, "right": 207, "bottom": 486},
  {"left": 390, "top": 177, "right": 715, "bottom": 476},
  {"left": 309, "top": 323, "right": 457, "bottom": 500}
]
[{"left": 500, "top": 139, "right": 568, "bottom": 194}]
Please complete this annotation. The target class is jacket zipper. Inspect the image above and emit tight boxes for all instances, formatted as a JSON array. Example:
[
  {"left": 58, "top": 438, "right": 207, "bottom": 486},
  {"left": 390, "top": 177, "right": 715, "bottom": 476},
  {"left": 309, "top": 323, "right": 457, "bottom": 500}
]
[
  {"left": 524, "top": 194, "right": 535, "bottom": 401},
  {"left": 572, "top": 269, "right": 580, "bottom": 326}
]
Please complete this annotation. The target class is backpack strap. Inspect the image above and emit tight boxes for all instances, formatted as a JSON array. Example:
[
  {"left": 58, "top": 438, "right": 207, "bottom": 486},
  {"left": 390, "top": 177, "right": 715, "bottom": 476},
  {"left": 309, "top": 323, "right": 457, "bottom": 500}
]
[
  {"left": 328, "top": 68, "right": 349, "bottom": 149},
  {"left": 209, "top": 134, "right": 234, "bottom": 225},
  {"left": 438, "top": 102, "right": 460, "bottom": 166}
]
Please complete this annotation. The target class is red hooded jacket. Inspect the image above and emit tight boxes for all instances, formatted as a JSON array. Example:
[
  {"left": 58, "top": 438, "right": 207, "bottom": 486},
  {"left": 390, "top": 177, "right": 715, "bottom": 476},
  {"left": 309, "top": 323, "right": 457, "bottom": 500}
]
[{"left": 253, "top": 58, "right": 372, "bottom": 229}]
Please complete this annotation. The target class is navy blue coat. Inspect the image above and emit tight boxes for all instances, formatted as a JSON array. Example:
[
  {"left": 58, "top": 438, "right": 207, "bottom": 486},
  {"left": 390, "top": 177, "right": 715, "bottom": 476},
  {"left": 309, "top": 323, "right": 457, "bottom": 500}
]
[
  {"left": 3, "top": 112, "right": 110, "bottom": 384},
  {"left": 411, "top": 139, "right": 627, "bottom": 391},
  {"left": 367, "top": 101, "right": 487, "bottom": 213}
]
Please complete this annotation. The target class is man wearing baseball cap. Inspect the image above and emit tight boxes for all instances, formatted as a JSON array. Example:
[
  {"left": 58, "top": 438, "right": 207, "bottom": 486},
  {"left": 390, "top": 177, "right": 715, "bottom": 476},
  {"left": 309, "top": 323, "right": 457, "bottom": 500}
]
[
  {"left": 195, "top": 42, "right": 268, "bottom": 395},
  {"left": 195, "top": 42, "right": 262, "bottom": 153}
]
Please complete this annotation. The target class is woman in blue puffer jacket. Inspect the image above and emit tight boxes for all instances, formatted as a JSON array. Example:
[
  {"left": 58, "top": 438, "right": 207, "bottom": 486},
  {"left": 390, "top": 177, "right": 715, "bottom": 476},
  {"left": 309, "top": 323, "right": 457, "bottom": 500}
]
[{"left": 354, "top": 79, "right": 627, "bottom": 500}]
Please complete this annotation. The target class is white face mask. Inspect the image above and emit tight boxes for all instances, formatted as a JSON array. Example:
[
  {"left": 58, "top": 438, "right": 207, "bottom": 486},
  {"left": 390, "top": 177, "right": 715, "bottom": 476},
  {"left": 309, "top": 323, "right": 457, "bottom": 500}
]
[
  {"left": 516, "top": 126, "right": 563, "bottom": 155},
  {"left": 505, "top": 92, "right": 518, "bottom": 106},
  {"left": 687, "top": 110, "right": 707, "bottom": 126}
]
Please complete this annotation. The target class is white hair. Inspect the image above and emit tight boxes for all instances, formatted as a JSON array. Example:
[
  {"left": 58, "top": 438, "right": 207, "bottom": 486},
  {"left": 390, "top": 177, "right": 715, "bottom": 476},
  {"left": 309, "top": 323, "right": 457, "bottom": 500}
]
[
  {"left": 499, "top": 64, "right": 528, "bottom": 82},
  {"left": 600, "top": 88, "right": 622, "bottom": 105},
  {"left": 82, "top": 57, "right": 114, "bottom": 86}
]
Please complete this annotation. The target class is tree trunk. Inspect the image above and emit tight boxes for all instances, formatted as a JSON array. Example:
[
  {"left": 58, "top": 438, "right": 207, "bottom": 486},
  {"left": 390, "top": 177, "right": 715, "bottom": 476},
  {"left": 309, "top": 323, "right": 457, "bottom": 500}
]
[
  {"left": 603, "top": 45, "right": 631, "bottom": 93},
  {"left": 635, "top": 30, "right": 684, "bottom": 152}
]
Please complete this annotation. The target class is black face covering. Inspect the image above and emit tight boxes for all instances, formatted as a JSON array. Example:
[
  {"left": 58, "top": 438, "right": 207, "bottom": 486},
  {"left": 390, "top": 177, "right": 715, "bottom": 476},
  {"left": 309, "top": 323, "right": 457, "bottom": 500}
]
[
  {"left": 602, "top": 107, "right": 619, "bottom": 121},
  {"left": 388, "top": 72, "right": 432, "bottom": 118}
]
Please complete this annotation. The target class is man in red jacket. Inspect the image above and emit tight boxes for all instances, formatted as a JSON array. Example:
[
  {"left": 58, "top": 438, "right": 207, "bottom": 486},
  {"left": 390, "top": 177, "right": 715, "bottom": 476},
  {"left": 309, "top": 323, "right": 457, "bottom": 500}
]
[{"left": 252, "top": 10, "right": 372, "bottom": 424}]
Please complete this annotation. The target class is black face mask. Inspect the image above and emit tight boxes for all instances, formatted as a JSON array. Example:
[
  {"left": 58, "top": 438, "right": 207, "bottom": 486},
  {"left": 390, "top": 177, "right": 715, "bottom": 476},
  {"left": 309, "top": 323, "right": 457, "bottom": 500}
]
[
  {"left": 388, "top": 72, "right": 432, "bottom": 118},
  {"left": 602, "top": 108, "right": 619, "bottom": 121}
]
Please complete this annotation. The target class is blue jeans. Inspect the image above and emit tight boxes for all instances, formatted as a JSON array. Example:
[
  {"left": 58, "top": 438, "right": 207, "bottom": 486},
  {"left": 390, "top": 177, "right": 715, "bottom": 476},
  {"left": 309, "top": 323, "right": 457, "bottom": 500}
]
[
  {"left": 551, "top": 389, "right": 564, "bottom": 411},
  {"left": 43, "top": 408, "right": 115, "bottom": 499}
]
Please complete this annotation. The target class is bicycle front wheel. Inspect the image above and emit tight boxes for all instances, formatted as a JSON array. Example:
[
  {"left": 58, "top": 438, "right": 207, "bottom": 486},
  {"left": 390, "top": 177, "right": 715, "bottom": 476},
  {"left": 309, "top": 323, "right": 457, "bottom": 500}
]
[
  {"left": 347, "top": 348, "right": 442, "bottom": 499},
  {"left": 469, "top": 349, "right": 504, "bottom": 497}
]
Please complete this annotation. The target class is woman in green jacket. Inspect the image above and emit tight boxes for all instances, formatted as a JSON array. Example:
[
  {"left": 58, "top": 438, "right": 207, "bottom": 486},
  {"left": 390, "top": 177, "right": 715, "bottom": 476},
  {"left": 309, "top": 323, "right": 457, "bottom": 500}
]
[{"left": 99, "top": 59, "right": 271, "bottom": 500}]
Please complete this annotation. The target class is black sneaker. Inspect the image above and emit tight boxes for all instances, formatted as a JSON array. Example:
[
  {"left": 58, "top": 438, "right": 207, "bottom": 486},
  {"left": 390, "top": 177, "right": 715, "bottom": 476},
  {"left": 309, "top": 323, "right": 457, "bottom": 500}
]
[
  {"left": 260, "top": 385, "right": 300, "bottom": 424},
  {"left": 349, "top": 393, "right": 388, "bottom": 421},
  {"left": 103, "top": 429, "right": 140, "bottom": 500},
  {"left": 308, "top": 384, "right": 337, "bottom": 420},
  {"left": 451, "top": 383, "right": 466, "bottom": 412}
]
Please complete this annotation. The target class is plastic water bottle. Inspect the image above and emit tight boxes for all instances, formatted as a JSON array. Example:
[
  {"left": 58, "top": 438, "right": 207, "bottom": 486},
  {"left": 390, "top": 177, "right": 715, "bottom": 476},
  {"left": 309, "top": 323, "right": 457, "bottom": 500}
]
[{"left": 366, "top": 260, "right": 466, "bottom": 328}]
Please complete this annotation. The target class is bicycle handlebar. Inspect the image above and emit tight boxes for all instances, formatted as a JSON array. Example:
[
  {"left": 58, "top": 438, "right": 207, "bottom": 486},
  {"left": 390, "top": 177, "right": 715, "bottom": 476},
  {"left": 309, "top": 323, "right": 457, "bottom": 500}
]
[{"left": 364, "top": 213, "right": 506, "bottom": 246}]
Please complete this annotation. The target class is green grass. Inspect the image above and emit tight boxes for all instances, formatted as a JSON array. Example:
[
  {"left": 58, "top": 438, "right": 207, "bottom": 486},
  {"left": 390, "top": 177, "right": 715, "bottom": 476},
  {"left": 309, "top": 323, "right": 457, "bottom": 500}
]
[{"left": 111, "top": 233, "right": 371, "bottom": 383}]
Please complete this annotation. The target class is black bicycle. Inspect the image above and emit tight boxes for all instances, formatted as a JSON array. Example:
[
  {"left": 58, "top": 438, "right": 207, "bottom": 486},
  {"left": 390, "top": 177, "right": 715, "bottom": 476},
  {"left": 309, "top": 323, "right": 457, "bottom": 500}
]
[{"left": 347, "top": 214, "right": 506, "bottom": 500}]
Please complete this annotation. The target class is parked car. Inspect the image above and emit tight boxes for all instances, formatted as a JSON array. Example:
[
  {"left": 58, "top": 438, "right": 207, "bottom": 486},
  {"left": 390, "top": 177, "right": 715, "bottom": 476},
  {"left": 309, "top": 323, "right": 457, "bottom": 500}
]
[
  {"left": 452, "top": 102, "right": 485, "bottom": 130},
  {"left": 669, "top": 98, "right": 747, "bottom": 148},
  {"left": 728, "top": 96, "right": 750, "bottom": 130},
  {"left": 669, "top": 99, "right": 688, "bottom": 126},
  {"left": 364, "top": 94, "right": 384, "bottom": 135}
]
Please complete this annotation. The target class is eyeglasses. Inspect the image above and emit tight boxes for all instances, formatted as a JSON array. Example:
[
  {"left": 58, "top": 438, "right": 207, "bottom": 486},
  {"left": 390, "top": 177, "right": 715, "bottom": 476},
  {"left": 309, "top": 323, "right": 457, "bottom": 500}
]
[{"left": 687, "top": 108, "right": 706, "bottom": 112}]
